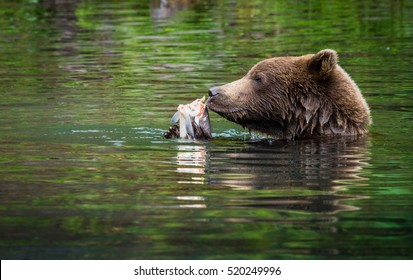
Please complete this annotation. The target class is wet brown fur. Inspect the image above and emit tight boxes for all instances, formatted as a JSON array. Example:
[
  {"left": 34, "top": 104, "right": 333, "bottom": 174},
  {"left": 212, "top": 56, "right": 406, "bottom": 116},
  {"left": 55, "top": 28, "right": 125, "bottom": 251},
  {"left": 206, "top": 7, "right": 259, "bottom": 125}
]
[{"left": 207, "top": 49, "right": 372, "bottom": 140}]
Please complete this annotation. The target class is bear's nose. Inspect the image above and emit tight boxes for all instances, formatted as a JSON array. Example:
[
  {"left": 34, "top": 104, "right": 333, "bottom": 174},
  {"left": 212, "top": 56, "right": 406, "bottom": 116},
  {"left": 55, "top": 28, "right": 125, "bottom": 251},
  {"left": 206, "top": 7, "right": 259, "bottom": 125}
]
[{"left": 208, "top": 86, "right": 221, "bottom": 97}]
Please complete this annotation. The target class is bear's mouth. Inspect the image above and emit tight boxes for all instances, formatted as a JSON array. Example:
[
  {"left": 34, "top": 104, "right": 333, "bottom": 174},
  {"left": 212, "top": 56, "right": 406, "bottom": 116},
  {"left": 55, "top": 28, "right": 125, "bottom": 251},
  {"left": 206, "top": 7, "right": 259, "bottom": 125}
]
[
  {"left": 206, "top": 97, "right": 245, "bottom": 115},
  {"left": 206, "top": 97, "right": 247, "bottom": 125}
]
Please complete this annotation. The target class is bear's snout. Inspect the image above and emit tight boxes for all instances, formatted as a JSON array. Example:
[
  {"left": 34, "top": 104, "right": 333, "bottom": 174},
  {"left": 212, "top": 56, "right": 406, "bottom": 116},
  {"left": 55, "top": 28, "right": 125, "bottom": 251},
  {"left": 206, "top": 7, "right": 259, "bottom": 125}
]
[{"left": 208, "top": 86, "right": 221, "bottom": 97}]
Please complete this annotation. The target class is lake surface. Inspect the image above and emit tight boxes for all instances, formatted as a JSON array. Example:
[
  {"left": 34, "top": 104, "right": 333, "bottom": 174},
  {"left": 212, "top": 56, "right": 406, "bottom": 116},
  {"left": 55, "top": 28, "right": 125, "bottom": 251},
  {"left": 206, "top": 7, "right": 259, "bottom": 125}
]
[{"left": 0, "top": 0, "right": 412, "bottom": 259}]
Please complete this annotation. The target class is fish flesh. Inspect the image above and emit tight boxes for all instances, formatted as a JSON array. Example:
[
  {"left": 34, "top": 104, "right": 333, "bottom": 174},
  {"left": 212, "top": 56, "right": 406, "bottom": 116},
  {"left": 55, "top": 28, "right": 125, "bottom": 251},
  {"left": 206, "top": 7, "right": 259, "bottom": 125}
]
[{"left": 164, "top": 97, "right": 212, "bottom": 139}]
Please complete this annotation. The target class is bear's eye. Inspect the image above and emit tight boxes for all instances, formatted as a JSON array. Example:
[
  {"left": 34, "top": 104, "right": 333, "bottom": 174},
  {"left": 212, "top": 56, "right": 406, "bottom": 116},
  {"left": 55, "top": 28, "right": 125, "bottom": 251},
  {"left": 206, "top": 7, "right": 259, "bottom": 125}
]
[{"left": 253, "top": 74, "right": 262, "bottom": 83}]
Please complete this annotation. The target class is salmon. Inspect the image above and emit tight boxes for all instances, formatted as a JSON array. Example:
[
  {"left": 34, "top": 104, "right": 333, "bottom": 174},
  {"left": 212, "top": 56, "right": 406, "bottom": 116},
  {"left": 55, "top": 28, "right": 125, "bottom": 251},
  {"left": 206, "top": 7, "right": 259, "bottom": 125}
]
[{"left": 164, "top": 97, "right": 212, "bottom": 139}]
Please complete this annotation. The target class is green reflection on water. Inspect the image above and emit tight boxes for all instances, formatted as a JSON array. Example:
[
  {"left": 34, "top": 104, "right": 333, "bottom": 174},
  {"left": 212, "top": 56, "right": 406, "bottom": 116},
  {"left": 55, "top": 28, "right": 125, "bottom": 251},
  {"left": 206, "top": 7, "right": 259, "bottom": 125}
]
[{"left": 0, "top": 0, "right": 412, "bottom": 259}]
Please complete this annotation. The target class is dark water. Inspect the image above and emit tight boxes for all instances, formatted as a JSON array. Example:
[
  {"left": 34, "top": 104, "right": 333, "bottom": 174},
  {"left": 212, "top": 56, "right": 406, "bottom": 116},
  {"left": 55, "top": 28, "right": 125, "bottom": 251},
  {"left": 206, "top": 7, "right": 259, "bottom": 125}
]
[{"left": 1, "top": 0, "right": 412, "bottom": 259}]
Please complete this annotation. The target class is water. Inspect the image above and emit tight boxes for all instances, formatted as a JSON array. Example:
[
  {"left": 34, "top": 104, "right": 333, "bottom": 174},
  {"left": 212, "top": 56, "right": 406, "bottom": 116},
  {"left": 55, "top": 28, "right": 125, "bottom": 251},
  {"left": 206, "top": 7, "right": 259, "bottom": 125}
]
[{"left": 0, "top": 0, "right": 412, "bottom": 259}]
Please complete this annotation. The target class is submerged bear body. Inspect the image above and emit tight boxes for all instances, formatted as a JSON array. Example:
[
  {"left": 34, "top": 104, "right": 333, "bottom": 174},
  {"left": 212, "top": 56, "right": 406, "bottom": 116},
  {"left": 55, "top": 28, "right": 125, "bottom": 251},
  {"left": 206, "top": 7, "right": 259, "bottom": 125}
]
[{"left": 207, "top": 49, "right": 371, "bottom": 140}]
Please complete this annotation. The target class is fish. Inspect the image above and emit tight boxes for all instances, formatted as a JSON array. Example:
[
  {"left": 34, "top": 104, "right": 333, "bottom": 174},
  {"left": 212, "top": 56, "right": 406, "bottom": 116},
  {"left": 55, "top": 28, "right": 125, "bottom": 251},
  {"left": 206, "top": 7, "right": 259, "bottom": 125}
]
[{"left": 164, "top": 97, "right": 212, "bottom": 140}]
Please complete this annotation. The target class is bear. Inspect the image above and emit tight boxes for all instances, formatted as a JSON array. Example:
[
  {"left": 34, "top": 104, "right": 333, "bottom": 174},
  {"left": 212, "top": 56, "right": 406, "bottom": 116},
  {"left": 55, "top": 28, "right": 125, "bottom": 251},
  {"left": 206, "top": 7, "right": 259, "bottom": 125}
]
[{"left": 207, "top": 49, "right": 372, "bottom": 140}]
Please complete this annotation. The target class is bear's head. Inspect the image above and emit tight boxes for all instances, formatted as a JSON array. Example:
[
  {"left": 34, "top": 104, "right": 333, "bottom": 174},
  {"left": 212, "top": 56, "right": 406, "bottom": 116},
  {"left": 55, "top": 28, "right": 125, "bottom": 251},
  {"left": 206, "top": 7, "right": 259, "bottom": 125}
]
[{"left": 207, "top": 49, "right": 372, "bottom": 140}]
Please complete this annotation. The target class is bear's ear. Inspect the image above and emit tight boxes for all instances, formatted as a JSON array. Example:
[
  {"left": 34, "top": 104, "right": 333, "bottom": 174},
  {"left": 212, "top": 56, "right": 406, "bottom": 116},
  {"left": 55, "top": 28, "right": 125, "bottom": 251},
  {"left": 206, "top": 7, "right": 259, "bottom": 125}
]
[{"left": 308, "top": 49, "right": 338, "bottom": 79}]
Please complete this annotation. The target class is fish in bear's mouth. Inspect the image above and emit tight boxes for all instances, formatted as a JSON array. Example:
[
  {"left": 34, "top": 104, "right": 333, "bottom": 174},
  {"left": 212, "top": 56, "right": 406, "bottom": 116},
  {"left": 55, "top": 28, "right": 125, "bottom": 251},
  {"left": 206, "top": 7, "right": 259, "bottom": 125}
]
[{"left": 164, "top": 97, "right": 212, "bottom": 140}]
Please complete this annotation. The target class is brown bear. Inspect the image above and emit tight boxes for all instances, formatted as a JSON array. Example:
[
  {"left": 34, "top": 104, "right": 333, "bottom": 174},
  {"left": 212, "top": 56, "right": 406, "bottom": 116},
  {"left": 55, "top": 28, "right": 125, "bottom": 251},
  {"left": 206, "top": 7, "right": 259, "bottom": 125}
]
[{"left": 207, "top": 49, "right": 372, "bottom": 140}]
